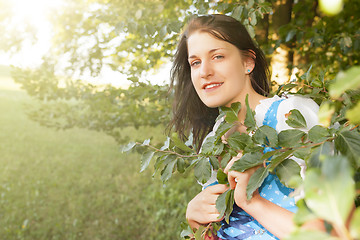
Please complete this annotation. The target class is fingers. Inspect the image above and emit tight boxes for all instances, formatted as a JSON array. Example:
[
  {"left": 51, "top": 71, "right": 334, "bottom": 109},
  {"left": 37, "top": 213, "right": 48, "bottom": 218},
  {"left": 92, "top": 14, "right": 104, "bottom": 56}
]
[
  {"left": 224, "top": 152, "right": 242, "bottom": 174},
  {"left": 227, "top": 170, "right": 242, "bottom": 189},
  {"left": 195, "top": 184, "right": 229, "bottom": 206},
  {"left": 187, "top": 195, "right": 224, "bottom": 226},
  {"left": 209, "top": 213, "right": 224, "bottom": 223},
  {"left": 205, "top": 183, "right": 229, "bottom": 194}
]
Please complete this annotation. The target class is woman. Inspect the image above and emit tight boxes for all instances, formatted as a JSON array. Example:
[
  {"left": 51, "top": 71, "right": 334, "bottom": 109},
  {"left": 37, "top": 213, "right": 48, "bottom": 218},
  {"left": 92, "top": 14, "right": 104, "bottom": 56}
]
[{"left": 169, "top": 14, "right": 321, "bottom": 239}]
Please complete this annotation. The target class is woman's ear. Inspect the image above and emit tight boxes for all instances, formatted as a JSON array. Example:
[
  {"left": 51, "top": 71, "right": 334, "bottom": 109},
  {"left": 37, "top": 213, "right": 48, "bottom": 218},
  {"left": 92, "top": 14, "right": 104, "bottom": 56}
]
[
  {"left": 244, "top": 50, "right": 256, "bottom": 74},
  {"left": 244, "top": 58, "right": 255, "bottom": 74}
]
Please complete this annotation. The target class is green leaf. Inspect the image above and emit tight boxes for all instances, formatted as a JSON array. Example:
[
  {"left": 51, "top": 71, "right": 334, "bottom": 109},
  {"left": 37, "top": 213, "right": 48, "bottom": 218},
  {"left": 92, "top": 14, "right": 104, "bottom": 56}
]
[
  {"left": 252, "top": 125, "right": 278, "bottom": 147},
  {"left": 293, "top": 147, "right": 311, "bottom": 160},
  {"left": 249, "top": 10, "right": 257, "bottom": 26},
  {"left": 307, "top": 141, "right": 333, "bottom": 168},
  {"left": 278, "top": 129, "right": 306, "bottom": 147},
  {"left": 171, "top": 133, "right": 193, "bottom": 152},
  {"left": 318, "top": 102, "right": 335, "bottom": 128},
  {"left": 227, "top": 131, "right": 252, "bottom": 151},
  {"left": 201, "top": 135, "right": 216, "bottom": 155},
  {"left": 180, "top": 221, "right": 193, "bottom": 238},
  {"left": 284, "top": 228, "right": 338, "bottom": 240},
  {"left": 259, "top": 2, "right": 272, "bottom": 14},
  {"left": 350, "top": 207, "right": 360, "bottom": 239},
  {"left": 335, "top": 130, "right": 360, "bottom": 167},
  {"left": 213, "top": 143, "right": 224, "bottom": 155},
  {"left": 231, "top": 5, "right": 243, "bottom": 22},
  {"left": 230, "top": 152, "right": 263, "bottom": 172},
  {"left": 160, "top": 157, "right": 177, "bottom": 182},
  {"left": 285, "top": 109, "right": 307, "bottom": 128},
  {"left": 276, "top": 159, "right": 301, "bottom": 188},
  {"left": 177, "top": 158, "right": 186, "bottom": 173},
  {"left": 140, "top": 151, "right": 155, "bottom": 172},
  {"left": 209, "top": 156, "right": 219, "bottom": 170},
  {"left": 185, "top": 132, "right": 194, "bottom": 147},
  {"left": 215, "top": 189, "right": 229, "bottom": 220},
  {"left": 163, "top": 154, "right": 177, "bottom": 165},
  {"left": 194, "top": 225, "right": 205, "bottom": 240},
  {"left": 268, "top": 150, "right": 295, "bottom": 171},
  {"left": 135, "top": 9, "right": 142, "bottom": 19},
  {"left": 158, "top": 25, "right": 167, "bottom": 38},
  {"left": 217, "top": 169, "right": 228, "bottom": 184},
  {"left": 153, "top": 156, "right": 164, "bottom": 176},
  {"left": 346, "top": 101, "right": 360, "bottom": 124},
  {"left": 215, "top": 122, "right": 233, "bottom": 141},
  {"left": 308, "top": 125, "right": 329, "bottom": 143},
  {"left": 282, "top": 83, "right": 298, "bottom": 91},
  {"left": 143, "top": 139, "right": 150, "bottom": 145},
  {"left": 121, "top": 142, "right": 136, "bottom": 152},
  {"left": 247, "top": 0, "right": 254, "bottom": 8},
  {"left": 224, "top": 189, "right": 234, "bottom": 223},
  {"left": 215, "top": 189, "right": 234, "bottom": 224},
  {"left": 220, "top": 102, "right": 241, "bottom": 123},
  {"left": 285, "top": 29, "right": 297, "bottom": 42},
  {"left": 194, "top": 157, "right": 212, "bottom": 184},
  {"left": 221, "top": 152, "right": 232, "bottom": 169},
  {"left": 159, "top": 137, "right": 170, "bottom": 150},
  {"left": 311, "top": 78, "right": 323, "bottom": 88},
  {"left": 261, "top": 150, "right": 279, "bottom": 160},
  {"left": 247, "top": 167, "right": 269, "bottom": 200},
  {"left": 329, "top": 66, "right": 360, "bottom": 98},
  {"left": 244, "top": 95, "right": 256, "bottom": 130},
  {"left": 305, "top": 65, "right": 313, "bottom": 84},
  {"left": 293, "top": 199, "right": 318, "bottom": 226},
  {"left": 304, "top": 155, "right": 355, "bottom": 226}
]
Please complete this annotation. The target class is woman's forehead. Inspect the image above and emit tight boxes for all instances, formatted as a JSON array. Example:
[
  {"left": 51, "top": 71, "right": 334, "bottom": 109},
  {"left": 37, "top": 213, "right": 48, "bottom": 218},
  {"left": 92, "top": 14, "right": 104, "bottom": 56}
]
[{"left": 187, "top": 31, "right": 233, "bottom": 56}]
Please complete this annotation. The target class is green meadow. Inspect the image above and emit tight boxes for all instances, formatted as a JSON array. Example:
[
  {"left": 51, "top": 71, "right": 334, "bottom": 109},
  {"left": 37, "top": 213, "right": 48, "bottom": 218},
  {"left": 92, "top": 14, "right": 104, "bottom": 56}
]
[{"left": 0, "top": 65, "right": 199, "bottom": 240}]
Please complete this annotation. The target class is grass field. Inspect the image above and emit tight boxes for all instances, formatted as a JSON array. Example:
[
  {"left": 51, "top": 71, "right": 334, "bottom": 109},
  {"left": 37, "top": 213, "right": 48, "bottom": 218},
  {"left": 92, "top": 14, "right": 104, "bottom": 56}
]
[{"left": 0, "top": 65, "right": 200, "bottom": 239}]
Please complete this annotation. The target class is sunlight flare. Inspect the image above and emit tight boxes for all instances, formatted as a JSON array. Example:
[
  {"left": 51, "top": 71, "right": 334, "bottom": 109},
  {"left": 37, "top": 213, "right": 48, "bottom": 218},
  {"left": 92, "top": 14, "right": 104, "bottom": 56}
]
[{"left": 1, "top": 0, "right": 64, "bottom": 67}]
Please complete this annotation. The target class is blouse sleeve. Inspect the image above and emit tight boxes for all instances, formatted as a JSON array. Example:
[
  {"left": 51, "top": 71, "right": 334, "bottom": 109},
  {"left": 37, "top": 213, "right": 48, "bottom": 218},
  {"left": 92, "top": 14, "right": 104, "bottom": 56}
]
[{"left": 276, "top": 95, "right": 319, "bottom": 133}]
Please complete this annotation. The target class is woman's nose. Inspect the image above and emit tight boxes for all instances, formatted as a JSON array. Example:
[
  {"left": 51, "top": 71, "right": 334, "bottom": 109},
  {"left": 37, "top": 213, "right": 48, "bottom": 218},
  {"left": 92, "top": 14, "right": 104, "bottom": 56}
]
[{"left": 199, "top": 61, "right": 213, "bottom": 78}]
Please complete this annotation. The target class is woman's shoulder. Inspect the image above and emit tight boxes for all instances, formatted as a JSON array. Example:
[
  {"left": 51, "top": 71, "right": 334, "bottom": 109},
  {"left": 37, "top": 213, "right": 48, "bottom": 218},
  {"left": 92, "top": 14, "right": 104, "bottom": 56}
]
[
  {"left": 278, "top": 94, "right": 319, "bottom": 111},
  {"left": 254, "top": 95, "right": 282, "bottom": 126}
]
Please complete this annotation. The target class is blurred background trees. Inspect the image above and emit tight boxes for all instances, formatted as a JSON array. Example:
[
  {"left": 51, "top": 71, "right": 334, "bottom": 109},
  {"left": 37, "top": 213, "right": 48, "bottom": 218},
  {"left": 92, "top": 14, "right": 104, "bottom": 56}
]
[
  {"left": 1, "top": 0, "right": 359, "bottom": 144},
  {"left": 0, "top": 0, "right": 359, "bottom": 239}
]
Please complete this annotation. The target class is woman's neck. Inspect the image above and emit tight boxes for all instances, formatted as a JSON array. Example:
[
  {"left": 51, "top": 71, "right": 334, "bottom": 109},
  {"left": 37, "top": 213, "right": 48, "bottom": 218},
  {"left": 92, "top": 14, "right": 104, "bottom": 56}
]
[{"left": 236, "top": 91, "right": 268, "bottom": 124}]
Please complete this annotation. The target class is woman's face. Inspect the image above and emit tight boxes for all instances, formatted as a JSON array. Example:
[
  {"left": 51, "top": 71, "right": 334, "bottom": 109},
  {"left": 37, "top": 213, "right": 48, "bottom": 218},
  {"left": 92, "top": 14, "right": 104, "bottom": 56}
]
[{"left": 187, "top": 31, "right": 252, "bottom": 108}]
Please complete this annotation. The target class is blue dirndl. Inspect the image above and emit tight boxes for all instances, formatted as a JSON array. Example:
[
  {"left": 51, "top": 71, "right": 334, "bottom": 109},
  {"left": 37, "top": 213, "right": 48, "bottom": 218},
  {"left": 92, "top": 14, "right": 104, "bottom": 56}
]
[{"left": 217, "top": 99, "right": 298, "bottom": 240}]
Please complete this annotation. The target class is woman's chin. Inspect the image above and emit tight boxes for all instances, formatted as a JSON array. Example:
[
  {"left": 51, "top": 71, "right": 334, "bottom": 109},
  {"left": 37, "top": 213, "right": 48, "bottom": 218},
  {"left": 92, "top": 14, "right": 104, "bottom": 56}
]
[{"left": 204, "top": 102, "right": 222, "bottom": 108}]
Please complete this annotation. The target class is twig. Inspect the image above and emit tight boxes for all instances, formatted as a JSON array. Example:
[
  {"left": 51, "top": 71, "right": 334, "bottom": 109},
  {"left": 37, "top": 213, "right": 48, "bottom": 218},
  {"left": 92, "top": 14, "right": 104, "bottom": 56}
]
[{"left": 135, "top": 142, "right": 200, "bottom": 158}]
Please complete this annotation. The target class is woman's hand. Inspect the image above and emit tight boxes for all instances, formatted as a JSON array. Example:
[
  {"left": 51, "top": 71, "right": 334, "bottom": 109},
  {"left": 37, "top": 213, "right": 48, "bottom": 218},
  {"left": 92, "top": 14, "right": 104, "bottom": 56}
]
[
  {"left": 224, "top": 153, "right": 296, "bottom": 239},
  {"left": 186, "top": 184, "right": 229, "bottom": 230},
  {"left": 224, "top": 153, "right": 261, "bottom": 208}
]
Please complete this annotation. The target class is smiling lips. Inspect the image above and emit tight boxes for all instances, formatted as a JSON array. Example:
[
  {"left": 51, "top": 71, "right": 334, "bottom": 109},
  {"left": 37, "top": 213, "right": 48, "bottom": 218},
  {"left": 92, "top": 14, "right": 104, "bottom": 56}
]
[{"left": 203, "top": 82, "right": 224, "bottom": 90}]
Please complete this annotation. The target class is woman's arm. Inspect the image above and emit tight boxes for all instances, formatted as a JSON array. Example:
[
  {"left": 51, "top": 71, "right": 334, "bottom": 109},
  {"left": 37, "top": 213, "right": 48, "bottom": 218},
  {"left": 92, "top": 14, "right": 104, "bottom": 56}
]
[
  {"left": 227, "top": 167, "right": 295, "bottom": 239},
  {"left": 225, "top": 157, "right": 326, "bottom": 239}
]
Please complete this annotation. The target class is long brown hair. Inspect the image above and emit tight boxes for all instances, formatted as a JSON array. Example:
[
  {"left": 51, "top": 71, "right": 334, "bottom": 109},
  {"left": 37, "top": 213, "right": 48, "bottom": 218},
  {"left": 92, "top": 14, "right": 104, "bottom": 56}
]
[{"left": 169, "top": 14, "right": 270, "bottom": 150}]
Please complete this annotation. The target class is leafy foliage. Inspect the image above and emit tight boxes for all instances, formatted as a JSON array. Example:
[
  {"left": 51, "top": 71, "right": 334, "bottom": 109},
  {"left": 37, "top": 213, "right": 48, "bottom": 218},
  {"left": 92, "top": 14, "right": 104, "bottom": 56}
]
[
  {"left": 3, "top": 0, "right": 360, "bottom": 239},
  {"left": 5, "top": 0, "right": 359, "bottom": 144},
  {"left": 126, "top": 66, "right": 360, "bottom": 239}
]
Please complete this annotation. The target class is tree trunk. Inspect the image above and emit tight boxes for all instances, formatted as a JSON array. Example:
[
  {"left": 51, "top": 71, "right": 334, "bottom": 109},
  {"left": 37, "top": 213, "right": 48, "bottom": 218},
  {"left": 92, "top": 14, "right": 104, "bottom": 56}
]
[
  {"left": 269, "top": 0, "right": 294, "bottom": 85},
  {"left": 292, "top": 0, "right": 318, "bottom": 71}
]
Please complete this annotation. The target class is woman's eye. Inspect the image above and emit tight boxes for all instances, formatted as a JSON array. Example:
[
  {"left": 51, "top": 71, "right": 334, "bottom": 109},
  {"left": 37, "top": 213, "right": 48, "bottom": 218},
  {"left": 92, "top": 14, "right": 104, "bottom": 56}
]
[
  {"left": 190, "top": 61, "right": 200, "bottom": 67},
  {"left": 214, "top": 55, "right": 224, "bottom": 60}
]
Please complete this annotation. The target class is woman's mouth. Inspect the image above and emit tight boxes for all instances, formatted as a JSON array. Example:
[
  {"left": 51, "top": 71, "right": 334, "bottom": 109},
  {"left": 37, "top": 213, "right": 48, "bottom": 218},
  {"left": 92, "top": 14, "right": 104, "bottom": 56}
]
[{"left": 203, "top": 82, "right": 223, "bottom": 90}]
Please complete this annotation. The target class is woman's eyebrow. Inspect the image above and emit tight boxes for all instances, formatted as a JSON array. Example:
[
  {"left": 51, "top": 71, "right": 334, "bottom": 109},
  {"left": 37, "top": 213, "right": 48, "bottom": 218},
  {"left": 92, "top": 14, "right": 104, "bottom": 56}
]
[{"left": 188, "top": 48, "right": 225, "bottom": 59}]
